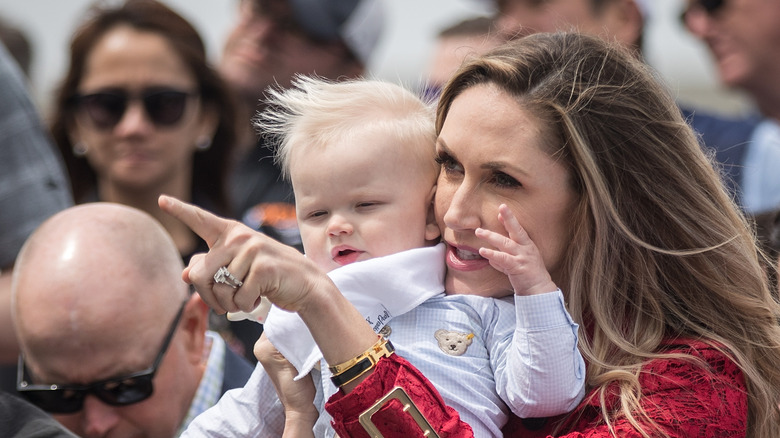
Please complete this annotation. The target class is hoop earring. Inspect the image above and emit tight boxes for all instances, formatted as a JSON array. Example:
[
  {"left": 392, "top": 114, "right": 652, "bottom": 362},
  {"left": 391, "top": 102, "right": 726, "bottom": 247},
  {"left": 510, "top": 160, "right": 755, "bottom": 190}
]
[
  {"left": 195, "top": 135, "right": 212, "bottom": 151},
  {"left": 72, "top": 141, "right": 88, "bottom": 157}
]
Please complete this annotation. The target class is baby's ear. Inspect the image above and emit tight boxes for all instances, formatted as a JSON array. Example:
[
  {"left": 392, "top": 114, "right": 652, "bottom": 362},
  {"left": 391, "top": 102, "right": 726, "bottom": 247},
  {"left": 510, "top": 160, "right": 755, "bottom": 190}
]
[{"left": 424, "top": 185, "right": 441, "bottom": 242}]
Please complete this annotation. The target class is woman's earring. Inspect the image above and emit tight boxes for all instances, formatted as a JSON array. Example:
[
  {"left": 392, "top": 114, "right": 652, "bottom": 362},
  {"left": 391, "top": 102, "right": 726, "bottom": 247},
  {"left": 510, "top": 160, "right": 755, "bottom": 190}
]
[
  {"left": 72, "top": 141, "right": 88, "bottom": 157},
  {"left": 195, "top": 135, "right": 212, "bottom": 151}
]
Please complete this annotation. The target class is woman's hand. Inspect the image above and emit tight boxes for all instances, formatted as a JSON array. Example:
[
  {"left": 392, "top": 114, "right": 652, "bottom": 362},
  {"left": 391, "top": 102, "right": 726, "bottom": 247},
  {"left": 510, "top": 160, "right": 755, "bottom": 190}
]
[
  {"left": 158, "top": 194, "right": 329, "bottom": 314},
  {"left": 475, "top": 204, "right": 557, "bottom": 296},
  {"left": 159, "top": 194, "right": 381, "bottom": 380}
]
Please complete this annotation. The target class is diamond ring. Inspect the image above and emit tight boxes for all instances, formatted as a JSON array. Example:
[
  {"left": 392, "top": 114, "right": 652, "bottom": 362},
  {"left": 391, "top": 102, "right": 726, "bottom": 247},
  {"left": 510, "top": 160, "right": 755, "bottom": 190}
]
[{"left": 213, "top": 266, "right": 243, "bottom": 288}]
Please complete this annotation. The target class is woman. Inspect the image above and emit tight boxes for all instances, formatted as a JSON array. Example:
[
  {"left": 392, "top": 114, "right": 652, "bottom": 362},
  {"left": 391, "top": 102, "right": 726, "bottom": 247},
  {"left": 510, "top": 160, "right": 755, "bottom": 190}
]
[
  {"left": 49, "top": 0, "right": 237, "bottom": 262},
  {"left": 331, "top": 31, "right": 780, "bottom": 437},
  {"left": 161, "top": 32, "right": 780, "bottom": 437}
]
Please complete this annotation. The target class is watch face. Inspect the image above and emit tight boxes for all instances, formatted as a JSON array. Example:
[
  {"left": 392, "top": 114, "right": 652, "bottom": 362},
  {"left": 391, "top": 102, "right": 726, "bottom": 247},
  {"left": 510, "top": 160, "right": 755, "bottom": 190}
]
[{"left": 329, "top": 339, "right": 395, "bottom": 387}]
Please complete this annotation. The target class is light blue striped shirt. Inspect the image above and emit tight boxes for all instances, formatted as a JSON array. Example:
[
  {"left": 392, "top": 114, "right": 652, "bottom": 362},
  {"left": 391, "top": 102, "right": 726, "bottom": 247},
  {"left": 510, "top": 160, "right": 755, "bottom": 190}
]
[
  {"left": 176, "top": 331, "right": 225, "bottom": 436},
  {"left": 184, "top": 292, "right": 583, "bottom": 438},
  {"left": 313, "top": 291, "right": 584, "bottom": 437}
]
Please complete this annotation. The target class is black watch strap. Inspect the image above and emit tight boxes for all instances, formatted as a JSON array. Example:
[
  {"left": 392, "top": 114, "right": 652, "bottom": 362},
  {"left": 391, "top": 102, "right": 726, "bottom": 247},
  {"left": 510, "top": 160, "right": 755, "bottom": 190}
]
[{"left": 330, "top": 339, "right": 395, "bottom": 387}]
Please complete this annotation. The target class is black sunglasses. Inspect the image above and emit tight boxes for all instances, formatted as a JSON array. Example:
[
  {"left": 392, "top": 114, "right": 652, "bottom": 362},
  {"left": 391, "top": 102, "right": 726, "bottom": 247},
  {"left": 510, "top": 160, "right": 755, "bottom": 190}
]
[
  {"left": 17, "top": 300, "right": 187, "bottom": 413},
  {"left": 72, "top": 88, "right": 197, "bottom": 130},
  {"left": 680, "top": 0, "right": 726, "bottom": 25}
]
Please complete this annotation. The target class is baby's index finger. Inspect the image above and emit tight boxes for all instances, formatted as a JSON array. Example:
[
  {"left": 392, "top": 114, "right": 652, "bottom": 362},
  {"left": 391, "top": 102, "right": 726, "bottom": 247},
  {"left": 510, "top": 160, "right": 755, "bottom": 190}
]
[{"left": 158, "top": 194, "right": 227, "bottom": 247}]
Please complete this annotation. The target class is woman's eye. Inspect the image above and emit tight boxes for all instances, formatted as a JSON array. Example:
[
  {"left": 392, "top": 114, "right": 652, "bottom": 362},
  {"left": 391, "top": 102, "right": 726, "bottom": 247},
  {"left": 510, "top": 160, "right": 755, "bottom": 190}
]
[
  {"left": 435, "top": 153, "right": 462, "bottom": 174},
  {"left": 492, "top": 172, "right": 521, "bottom": 188}
]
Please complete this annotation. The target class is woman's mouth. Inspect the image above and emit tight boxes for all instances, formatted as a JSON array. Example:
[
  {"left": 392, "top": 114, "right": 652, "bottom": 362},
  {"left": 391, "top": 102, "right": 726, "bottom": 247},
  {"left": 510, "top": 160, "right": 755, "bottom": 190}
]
[{"left": 446, "top": 244, "right": 489, "bottom": 271}]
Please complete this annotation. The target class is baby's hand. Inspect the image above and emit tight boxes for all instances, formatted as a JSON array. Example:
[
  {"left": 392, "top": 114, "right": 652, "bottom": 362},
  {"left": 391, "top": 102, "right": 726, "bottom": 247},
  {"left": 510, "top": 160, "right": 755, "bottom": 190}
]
[
  {"left": 475, "top": 204, "right": 557, "bottom": 296},
  {"left": 255, "top": 334, "right": 317, "bottom": 438}
]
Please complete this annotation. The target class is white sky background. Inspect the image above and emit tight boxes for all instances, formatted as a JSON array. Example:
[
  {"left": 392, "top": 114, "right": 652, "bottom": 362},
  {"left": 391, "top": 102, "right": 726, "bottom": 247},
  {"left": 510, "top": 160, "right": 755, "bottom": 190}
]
[{"left": 0, "top": 0, "right": 754, "bottom": 117}]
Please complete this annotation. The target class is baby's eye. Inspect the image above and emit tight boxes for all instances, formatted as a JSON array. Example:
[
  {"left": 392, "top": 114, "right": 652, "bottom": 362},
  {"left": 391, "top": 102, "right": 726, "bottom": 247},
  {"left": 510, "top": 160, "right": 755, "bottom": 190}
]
[
  {"left": 304, "top": 210, "right": 328, "bottom": 220},
  {"left": 356, "top": 202, "right": 377, "bottom": 208}
]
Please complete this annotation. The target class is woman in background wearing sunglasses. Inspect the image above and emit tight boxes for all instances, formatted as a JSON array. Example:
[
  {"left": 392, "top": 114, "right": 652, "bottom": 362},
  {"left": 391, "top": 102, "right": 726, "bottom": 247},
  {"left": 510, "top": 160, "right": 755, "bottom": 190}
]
[{"left": 50, "top": 0, "right": 237, "bottom": 263}]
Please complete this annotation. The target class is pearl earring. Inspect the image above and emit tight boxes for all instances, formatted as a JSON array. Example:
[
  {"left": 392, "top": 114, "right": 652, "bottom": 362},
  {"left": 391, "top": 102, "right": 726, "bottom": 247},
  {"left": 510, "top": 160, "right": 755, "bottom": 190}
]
[
  {"left": 72, "top": 141, "right": 88, "bottom": 157},
  {"left": 195, "top": 135, "right": 212, "bottom": 151}
]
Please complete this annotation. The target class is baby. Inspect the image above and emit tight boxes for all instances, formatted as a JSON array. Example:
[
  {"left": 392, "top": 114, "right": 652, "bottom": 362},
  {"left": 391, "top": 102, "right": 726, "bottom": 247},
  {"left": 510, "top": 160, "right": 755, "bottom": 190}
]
[{"left": 182, "top": 75, "right": 585, "bottom": 437}]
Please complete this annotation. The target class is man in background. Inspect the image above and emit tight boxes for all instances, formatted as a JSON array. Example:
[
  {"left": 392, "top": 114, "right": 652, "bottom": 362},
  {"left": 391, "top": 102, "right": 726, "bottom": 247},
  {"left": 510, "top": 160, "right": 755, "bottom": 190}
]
[
  {"left": 217, "top": 0, "right": 385, "bottom": 361},
  {"left": 493, "top": 0, "right": 762, "bottom": 212},
  {"left": 425, "top": 15, "right": 503, "bottom": 100},
  {"left": 681, "top": 0, "right": 780, "bottom": 214},
  {"left": 222, "top": 0, "right": 384, "bottom": 235},
  {"left": 12, "top": 203, "right": 253, "bottom": 437}
]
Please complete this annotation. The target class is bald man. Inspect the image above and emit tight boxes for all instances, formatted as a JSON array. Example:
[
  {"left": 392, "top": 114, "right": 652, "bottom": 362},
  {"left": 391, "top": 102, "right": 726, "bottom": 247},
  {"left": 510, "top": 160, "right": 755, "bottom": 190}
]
[{"left": 11, "top": 203, "right": 252, "bottom": 438}]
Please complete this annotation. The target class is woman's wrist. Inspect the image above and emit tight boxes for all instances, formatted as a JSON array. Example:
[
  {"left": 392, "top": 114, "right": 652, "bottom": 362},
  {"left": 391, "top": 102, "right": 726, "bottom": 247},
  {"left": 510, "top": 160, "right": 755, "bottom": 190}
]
[
  {"left": 295, "top": 274, "right": 379, "bottom": 371},
  {"left": 329, "top": 336, "right": 395, "bottom": 388}
]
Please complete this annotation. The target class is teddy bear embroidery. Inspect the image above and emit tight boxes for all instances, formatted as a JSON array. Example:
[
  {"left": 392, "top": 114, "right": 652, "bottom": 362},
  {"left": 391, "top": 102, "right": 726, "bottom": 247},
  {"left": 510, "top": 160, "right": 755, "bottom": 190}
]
[{"left": 434, "top": 329, "right": 475, "bottom": 356}]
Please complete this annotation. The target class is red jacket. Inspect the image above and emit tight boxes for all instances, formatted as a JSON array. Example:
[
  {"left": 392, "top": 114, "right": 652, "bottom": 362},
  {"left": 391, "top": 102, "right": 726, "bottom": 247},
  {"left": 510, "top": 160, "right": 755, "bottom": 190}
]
[{"left": 325, "top": 340, "right": 746, "bottom": 437}]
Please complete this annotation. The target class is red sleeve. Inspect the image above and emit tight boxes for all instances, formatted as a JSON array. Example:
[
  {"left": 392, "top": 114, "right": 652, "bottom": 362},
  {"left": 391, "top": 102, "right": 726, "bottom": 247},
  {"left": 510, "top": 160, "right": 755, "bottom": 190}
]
[
  {"left": 505, "top": 341, "right": 748, "bottom": 438},
  {"left": 324, "top": 354, "right": 474, "bottom": 438}
]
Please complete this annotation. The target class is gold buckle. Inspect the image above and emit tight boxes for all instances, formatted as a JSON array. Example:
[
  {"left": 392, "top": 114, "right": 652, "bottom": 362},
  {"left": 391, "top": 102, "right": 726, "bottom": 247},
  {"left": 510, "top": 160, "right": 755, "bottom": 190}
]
[{"left": 358, "top": 386, "right": 440, "bottom": 438}]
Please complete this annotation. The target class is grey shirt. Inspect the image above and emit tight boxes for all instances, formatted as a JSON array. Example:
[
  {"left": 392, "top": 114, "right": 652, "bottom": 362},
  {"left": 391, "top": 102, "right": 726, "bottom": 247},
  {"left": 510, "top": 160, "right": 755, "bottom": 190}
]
[
  {"left": 0, "top": 391, "right": 77, "bottom": 438},
  {"left": 0, "top": 42, "right": 72, "bottom": 269}
]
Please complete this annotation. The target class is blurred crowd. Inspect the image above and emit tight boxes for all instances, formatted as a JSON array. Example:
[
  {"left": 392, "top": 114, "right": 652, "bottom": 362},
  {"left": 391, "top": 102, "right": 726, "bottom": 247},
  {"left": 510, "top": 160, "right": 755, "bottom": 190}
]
[{"left": 1, "top": 0, "right": 779, "bottom": 437}]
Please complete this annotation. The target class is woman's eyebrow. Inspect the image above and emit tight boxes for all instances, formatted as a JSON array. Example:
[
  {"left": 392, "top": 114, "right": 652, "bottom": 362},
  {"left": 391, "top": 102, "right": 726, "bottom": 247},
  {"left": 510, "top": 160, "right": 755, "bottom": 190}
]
[
  {"left": 437, "top": 138, "right": 530, "bottom": 176},
  {"left": 481, "top": 160, "right": 529, "bottom": 177},
  {"left": 435, "top": 138, "right": 452, "bottom": 154}
]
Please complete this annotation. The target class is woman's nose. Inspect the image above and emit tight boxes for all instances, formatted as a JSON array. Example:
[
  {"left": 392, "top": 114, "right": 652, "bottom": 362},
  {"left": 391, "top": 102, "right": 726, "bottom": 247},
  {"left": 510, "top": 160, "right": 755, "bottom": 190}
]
[{"left": 442, "top": 183, "right": 481, "bottom": 232}]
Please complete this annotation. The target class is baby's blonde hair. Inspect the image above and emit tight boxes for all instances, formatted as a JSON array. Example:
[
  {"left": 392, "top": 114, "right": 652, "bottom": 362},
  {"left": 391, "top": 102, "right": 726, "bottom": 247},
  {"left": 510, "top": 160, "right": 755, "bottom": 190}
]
[{"left": 255, "top": 75, "right": 438, "bottom": 180}]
